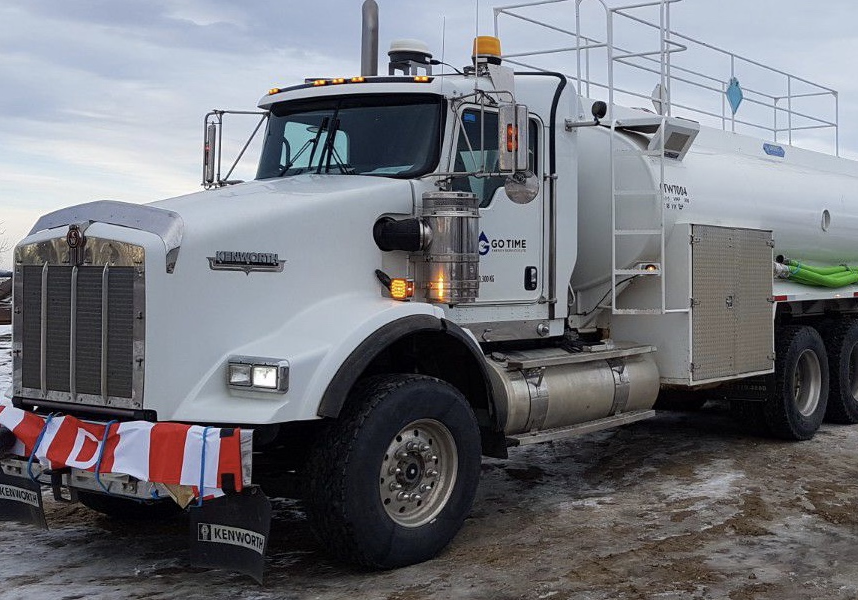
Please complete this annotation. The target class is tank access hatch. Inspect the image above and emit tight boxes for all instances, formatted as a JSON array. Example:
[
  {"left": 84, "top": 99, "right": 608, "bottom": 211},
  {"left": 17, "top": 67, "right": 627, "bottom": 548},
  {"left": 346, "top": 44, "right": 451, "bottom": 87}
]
[{"left": 690, "top": 224, "right": 774, "bottom": 383}]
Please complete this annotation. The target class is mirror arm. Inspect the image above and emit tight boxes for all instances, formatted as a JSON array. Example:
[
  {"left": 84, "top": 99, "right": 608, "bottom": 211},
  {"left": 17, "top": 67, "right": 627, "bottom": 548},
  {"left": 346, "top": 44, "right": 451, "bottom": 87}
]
[{"left": 564, "top": 117, "right": 601, "bottom": 129}]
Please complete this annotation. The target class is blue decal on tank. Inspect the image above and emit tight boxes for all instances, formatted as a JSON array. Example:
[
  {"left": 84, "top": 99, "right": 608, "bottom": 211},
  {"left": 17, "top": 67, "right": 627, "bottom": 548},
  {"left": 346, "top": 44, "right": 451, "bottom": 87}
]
[{"left": 763, "top": 143, "right": 785, "bottom": 158}]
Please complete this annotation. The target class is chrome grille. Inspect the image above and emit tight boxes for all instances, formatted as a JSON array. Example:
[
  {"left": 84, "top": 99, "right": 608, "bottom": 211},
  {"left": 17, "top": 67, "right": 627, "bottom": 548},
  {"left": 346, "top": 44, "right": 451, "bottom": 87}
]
[{"left": 13, "top": 236, "right": 145, "bottom": 410}]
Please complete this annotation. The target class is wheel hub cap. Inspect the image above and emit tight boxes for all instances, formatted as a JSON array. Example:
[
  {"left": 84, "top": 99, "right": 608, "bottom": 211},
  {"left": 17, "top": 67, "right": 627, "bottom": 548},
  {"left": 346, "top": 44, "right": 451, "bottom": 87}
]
[{"left": 378, "top": 419, "right": 458, "bottom": 528}]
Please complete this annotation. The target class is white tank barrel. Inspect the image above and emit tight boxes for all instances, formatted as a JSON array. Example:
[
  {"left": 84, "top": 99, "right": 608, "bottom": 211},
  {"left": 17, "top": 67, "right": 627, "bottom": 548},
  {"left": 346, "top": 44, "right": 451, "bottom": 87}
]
[{"left": 571, "top": 118, "right": 858, "bottom": 295}]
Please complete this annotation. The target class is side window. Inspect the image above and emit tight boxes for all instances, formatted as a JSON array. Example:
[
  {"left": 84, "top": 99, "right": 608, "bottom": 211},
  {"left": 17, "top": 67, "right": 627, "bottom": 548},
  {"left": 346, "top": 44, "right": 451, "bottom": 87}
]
[{"left": 452, "top": 109, "right": 539, "bottom": 208}]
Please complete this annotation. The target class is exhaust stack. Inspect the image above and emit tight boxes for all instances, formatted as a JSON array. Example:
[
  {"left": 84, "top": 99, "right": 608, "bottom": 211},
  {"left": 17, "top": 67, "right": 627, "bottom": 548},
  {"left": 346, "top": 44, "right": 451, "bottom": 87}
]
[{"left": 361, "top": 0, "right": 379, "bottom": 76}]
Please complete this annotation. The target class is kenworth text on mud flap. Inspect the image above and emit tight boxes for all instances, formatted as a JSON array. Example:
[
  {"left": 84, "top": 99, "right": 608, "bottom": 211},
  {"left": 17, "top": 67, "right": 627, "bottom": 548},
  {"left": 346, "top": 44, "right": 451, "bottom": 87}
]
[{"left": 3, "top": 0, "right": 858, "bottom": 577}]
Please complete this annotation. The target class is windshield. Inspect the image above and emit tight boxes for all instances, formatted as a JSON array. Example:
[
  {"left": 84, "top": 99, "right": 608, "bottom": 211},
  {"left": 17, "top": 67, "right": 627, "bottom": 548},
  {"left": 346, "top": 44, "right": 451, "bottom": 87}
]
[{"left": 256, "top": 94, "right": 444, "bottom": 180}]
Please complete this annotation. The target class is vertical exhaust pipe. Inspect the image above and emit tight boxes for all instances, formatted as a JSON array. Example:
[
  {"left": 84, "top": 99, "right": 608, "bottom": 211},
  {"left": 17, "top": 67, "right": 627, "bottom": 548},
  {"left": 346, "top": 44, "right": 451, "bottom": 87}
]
[{"left": 361, "top": 0, "right": 379, "bottom": 76}]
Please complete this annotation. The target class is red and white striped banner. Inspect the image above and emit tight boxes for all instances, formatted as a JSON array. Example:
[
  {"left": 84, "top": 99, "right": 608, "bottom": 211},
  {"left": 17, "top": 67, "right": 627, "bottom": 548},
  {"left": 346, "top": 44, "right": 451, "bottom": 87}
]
[{"left": 0, "top": 404, "right": 244, "bottom": 499}]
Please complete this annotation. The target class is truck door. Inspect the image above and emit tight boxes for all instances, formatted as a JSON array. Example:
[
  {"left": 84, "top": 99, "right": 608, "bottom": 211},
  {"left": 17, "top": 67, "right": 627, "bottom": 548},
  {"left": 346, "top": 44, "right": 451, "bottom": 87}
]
[{"left": 451, "top": 108, "right": 545, "bottom": 305}]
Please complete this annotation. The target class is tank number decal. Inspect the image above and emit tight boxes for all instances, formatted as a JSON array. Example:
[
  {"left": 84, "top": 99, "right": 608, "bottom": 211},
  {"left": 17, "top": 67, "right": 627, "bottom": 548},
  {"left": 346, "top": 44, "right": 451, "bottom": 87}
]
[{"left": 662, "top": 183, "right": 691, "bottom": 211}]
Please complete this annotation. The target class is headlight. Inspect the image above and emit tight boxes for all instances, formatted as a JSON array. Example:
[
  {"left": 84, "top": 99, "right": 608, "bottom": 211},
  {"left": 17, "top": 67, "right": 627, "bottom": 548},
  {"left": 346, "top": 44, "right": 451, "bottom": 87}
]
[
  {"left": 228, "top": 364, "right": 253, "bottom": 386},
  {"left": 227, "top": 357, "right": 289, "bottom": 393}
]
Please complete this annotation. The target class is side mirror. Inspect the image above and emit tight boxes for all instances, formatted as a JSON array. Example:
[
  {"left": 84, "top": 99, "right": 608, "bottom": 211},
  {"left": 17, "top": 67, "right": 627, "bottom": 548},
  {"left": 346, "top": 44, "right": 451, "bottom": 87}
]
[
  {"left": 504, "top": 171, "right": 539, "bottom": 204},
  {"left": 203, "top": 122, "right": 217, "bottom": 186},
  {"left": 498, "top": 103, "right": 529, "bottom": 173}
]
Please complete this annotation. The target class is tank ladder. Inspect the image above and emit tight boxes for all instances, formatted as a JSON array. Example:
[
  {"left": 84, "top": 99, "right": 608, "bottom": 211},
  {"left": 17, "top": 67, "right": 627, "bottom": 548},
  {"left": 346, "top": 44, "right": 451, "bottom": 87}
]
[{"left": 609, "top": 116, "right": 667, "bottom": 315}]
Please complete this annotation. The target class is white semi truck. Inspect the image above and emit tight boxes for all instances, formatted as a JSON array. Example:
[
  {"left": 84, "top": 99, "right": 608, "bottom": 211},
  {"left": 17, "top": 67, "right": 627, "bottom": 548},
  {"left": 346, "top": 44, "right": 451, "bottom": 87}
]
[{"left": 2, "top": 0, "right": 858, "bottom": 574}]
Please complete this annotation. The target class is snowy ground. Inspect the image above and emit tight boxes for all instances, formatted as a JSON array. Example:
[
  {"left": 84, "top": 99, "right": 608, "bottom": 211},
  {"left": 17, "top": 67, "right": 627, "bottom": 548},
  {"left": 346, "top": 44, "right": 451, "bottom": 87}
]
[{"left": 2, "top": 330, "right": 858, "bottom": 599}]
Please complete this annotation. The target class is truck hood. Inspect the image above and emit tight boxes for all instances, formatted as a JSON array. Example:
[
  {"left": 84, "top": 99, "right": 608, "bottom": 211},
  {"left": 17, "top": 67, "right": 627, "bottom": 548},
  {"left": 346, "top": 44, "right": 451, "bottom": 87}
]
[{"left": 150, "top": 175, "right": 415, "bottom": 248}]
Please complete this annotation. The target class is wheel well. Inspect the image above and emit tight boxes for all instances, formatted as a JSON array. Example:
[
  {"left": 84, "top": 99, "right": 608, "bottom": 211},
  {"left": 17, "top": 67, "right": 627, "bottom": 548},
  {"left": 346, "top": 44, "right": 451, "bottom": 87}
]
[
  {"left": 317, "top": 316, "right": 506, "bottom": 457},
  {"left": 359, "top": 329, "right": 490, "bottom": 418},
  {"left": 318, "top": 317, "right": 491, "bottom": 422}
]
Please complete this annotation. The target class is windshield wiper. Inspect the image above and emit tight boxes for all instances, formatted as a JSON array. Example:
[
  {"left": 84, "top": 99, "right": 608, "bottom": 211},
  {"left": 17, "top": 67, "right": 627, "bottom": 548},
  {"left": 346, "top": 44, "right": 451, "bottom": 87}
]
[
  {"left": 317, "top": 118, "right": 356, "bottom": 175},
  {"left": 317, "top": 117, "right": 340, "bottom": 174},
  {"left": 278, "top": 116, "right": 329, "bottom": 177}
]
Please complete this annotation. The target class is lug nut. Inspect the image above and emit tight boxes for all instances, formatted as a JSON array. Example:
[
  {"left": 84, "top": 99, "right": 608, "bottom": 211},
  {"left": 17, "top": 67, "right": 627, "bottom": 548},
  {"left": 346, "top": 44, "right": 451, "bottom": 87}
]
[
  {"left": 428, "top": 455, "right": 438, "bottom": 463},
  {"left": 426, "top": 469, "right": 438, "bottom": 478},
  {"left": 419, "top": 484, "right": 432, "bottom": 493},
  {"left": 396, "top": 491, "right": 409, "bottom": 502},
  {"left": 396, "top": 451, "right": 409, "bottom": 460},
  {"left": 406, "top": 441, "right": 419, "bottom": 451},
  {"left": 412, "top": 494, "right": 422, "bottom": 503},
  {"left": 388, "top": 466, "right": 402, "bottom": 476},
  {"left": 419, "top": 443, "right": 430, "bottom": 452},
  {"left": 390, "top": 482, "right": 403, "bottom": 491}
]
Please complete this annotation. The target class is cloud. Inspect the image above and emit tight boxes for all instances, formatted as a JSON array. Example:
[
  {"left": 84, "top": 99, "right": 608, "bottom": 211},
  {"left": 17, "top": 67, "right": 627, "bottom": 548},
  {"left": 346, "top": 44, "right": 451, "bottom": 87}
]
[{"left": 2, "top": 0, "right": 858, "bottom": 271}]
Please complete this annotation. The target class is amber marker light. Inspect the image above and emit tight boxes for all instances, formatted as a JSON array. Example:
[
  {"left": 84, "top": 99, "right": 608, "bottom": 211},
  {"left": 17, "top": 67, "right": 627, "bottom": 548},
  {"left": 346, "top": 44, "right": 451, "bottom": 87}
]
[
  {"left": 436, "top": 274, "right": 446, "bottom": 302},
  {"left": 331, "top": 78, "right": 346, "bottom": 84},
  {"left": 414, "top": 76, "right": 431, "bottom": 83},
  {"left": 268, "top": 88, "right": 281, "bottom": 95},
  {"left": 506, "top": 124, "right": 518, "bottom": 152},
  {"left": 313, "top": 79, "right": 328, "bottom": 86},
  {"left": 350, "top": 76, "right": 366, "bottom": 83},
  {"left": 390, "top": 278, "right": 414, "bottom": 300}
]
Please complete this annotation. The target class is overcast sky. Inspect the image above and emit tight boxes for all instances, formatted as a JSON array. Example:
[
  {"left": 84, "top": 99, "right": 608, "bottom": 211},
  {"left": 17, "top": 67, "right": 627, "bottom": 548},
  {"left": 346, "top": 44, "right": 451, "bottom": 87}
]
[{"left": 2, "top": 0, "right": 857, "bottom": 269}]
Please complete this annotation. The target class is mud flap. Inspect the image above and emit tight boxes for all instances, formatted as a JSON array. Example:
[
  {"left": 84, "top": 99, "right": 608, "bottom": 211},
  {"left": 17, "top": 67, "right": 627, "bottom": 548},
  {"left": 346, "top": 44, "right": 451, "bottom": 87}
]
[
  {"left": 0, "top": 472, "right": 48, "bottom": 529},
  {"left": 189, "top": 486, "right": 271, "bottom": 583}
]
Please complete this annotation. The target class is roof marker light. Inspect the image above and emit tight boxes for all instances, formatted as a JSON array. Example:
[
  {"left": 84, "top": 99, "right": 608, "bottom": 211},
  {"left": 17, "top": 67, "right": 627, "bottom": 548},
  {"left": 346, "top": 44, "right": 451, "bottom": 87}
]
[
  {"left": 313, "top": 79, "right": 328, "bottom": 86},
  {"left": 331, "top": 78, "right": 346, "bottom": 84},
  {"left": 351, "top": 76, "right": 366, "bottom": 83},
  {"left": 268, "top": 88, "right": 281, "bottom": 95},
  {"left": 414, "top": 75, "right": 431, "bottom": 83}
]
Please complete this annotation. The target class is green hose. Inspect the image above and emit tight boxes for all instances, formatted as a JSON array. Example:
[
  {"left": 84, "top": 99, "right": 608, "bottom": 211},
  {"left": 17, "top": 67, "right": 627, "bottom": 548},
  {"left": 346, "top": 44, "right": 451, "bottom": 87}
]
[{"left": 782, "top": 259, "right": 858, "bottom": 287}]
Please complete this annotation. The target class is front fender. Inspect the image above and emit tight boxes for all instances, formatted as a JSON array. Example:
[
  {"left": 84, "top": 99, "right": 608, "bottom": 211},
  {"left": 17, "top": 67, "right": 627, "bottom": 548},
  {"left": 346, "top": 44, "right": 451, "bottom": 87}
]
[
  {"left": 169, "top": 293, "right": 445, "bottom": 424},
  {"left": 317, "top": 314, "right": 487, "bottom": 418}
]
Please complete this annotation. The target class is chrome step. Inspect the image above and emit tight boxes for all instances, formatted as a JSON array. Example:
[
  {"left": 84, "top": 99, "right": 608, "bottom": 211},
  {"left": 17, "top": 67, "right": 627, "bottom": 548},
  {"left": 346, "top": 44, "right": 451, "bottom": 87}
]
[
  {"left": 614, "top": 228, "right": 663, "bottom": 236},
  {"left": 507, "top": 410, "right": 657, "bottom": 446},
  {"left": 614, "top": 268, "right": 661, "bottom": 276}
]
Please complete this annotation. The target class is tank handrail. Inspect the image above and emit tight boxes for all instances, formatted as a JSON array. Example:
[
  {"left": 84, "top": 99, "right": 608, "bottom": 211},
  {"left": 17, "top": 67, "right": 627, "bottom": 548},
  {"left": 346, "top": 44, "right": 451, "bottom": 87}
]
[
  {"left": 574, "top": 0, "right": 615, "bottom": 111},
  {"left": 502, "top": 53, "right": 838, "bottom": 138},
  {"left": 494, "top": 0, "right": 840, "bottom": 154}
]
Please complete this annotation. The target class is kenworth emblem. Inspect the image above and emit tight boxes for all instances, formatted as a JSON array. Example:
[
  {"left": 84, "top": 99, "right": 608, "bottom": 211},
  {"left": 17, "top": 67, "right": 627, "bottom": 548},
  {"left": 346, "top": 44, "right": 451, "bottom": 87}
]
[
  {"left": 207, "top": 251, "right": 286, "bottom": 274},
  {"left": 67, "top": 224, "right": 86, "bottom": 265}
]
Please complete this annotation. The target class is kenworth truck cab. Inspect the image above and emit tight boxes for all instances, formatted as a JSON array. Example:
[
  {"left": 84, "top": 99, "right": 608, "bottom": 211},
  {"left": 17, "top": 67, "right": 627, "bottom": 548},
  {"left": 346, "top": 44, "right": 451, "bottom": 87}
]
[{"left": 4, "top": 0, "right": 858, "bottom": 577}]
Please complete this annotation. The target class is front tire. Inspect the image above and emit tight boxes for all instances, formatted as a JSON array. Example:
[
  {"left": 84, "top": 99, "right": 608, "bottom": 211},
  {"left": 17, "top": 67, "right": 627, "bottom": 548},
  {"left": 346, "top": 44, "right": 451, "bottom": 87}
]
[
  {"left": 764, "top": 325, "right": 828, "bottom": 440},
  {"left": 305, "top": 374, "right": 482, "bottom": 569}
]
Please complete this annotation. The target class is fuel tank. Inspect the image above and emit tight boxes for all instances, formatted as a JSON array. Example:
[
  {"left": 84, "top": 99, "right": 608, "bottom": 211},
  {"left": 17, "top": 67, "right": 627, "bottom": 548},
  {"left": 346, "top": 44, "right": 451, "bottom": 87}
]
[{"left": 484, "top": 346, "right": 660, "bottom": 435}]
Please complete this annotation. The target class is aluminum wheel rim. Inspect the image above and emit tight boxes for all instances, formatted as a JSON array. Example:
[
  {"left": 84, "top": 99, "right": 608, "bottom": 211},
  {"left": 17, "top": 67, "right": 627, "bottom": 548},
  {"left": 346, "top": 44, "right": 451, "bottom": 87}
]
[
  {"left": 794, "top": 349, "right": 822, "bottom": 417},
  {"left": 378, "top": 419, "right": 458, "bottom": 528}
]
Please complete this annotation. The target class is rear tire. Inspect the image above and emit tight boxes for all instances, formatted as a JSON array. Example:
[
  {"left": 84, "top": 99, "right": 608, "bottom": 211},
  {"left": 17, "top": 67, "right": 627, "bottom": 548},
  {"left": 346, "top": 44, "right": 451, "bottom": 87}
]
[
  {"left": 764, "top": 325, "right": 828, "bottom": 440},
  {"left": 818, "top": 318, "right": 858, "bottom": 424},
  {"left": 305, "top": 374, "right": 482, "bottom": 569}
]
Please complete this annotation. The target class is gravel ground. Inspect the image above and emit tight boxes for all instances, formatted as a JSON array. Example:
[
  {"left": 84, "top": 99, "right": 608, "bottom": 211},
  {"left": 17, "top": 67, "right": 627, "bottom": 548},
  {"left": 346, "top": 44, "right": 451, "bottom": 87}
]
[{"left": 2, "top": 326, "right": 858, "bottom": 599}]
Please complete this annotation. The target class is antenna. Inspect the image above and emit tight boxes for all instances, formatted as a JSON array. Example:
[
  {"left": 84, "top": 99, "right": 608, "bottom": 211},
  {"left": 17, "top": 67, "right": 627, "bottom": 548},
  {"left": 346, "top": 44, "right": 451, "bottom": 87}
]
[
  {"left": 441, "top": 16, "right": 446, "bottom": 68},
  {"left": 473, "top": 0, "right": 479, "bottom": 91},
  {"left": 440, "top": 16, "right": 446, "bottom": 163}
]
